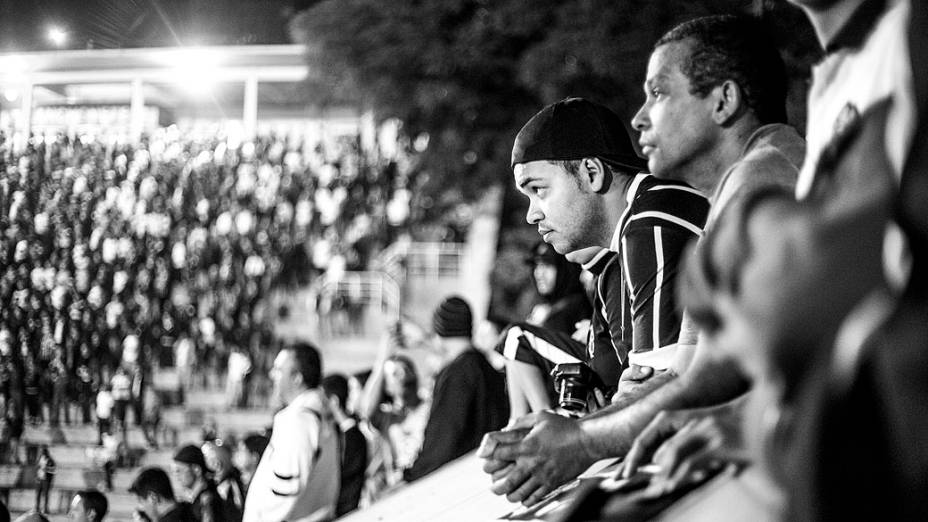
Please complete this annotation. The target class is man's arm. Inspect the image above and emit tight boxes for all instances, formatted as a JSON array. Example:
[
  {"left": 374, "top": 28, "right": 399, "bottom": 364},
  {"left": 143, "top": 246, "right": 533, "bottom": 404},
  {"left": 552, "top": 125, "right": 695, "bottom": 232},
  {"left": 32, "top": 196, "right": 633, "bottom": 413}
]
[
  {"left": 243, "top": 411, "right": 319, "bottom": 522},
  {"left": 580, "top": 346, "right": 748, "bottom": 457},
  {"left": 479, "top": 343, "right": 747, "bottom": 506}
]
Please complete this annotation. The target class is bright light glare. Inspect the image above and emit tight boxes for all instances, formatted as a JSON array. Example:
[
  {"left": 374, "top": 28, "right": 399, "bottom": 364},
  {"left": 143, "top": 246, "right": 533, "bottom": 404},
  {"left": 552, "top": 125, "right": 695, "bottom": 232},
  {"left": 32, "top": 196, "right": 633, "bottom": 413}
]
[
  {"left": 47, "top": 26, "right": 68, "bottom": 47},
  {"left": 3, "top": 89, "right": 19, "bottom": 103},
  {"left": 169, "top": 49, "right": 220, "bottom": 96}
]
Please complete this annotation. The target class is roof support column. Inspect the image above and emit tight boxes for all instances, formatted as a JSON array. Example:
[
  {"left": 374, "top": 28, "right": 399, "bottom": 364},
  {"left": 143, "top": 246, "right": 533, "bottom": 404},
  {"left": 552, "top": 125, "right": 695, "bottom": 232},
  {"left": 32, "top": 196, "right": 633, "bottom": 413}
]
[
  {"left": 243, "top": 75, "right": 258, "bottom": 141},
  {"left": 130, "top": 78, "right": 145, "bottom": 143},
  {"left": 15, "top": 82, "right": 32, "bottom": 153}
]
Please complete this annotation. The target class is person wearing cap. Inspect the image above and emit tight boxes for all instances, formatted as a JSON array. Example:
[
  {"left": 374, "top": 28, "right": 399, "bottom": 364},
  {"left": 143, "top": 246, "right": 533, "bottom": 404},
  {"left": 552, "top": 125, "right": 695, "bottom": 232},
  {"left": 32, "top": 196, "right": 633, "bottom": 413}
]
[
  {"left": 67, "top": 489, "right": 108, "bottom": 522},
  {"left": 242, "top": 342, "right": 340, "bottom": 522},
  {"left": 129, "top": 467, "right": 196, "bottom": 522},
  {"left": 402, "top": 296, "right": 508, "bottom": 482},
  {"left": 494, "top": 96, "right": 709, "bottom": 418},
  {"left": 480, "top": 16, "right": 804, "bottom": 506},
  {"left": 171, "top": 445, "right": 224, "bottom": 522}
]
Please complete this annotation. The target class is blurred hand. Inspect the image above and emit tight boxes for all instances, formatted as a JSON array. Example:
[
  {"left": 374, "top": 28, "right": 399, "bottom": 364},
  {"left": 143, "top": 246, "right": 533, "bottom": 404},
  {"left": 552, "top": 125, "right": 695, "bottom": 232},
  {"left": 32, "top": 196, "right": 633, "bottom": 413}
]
[
  {"left": 640, "top": 415, "right": 732, "bottom": 497},
  {"left": 615, "top": 364, "right": 655, "bottom": 399},
  {"left": 623, "top": 408, "right": 740, "bottom": 497},
  {"left": 571, "top": 319, "right": 591, "bottom": 343},
  {"left": 622, "top": 409, "right": 696, "bottom": 478},
  {"left": 478, "top": 411, "right": 594, "bottom": 506},
  {"left": 375, "top": 323, "right": 404, "bottom": 361}
]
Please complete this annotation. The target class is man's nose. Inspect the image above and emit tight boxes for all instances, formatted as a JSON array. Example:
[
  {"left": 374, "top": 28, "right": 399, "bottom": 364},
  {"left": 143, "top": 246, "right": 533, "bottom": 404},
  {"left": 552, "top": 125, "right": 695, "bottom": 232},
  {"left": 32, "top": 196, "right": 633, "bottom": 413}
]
[
  {"left": 526, "top": 201, "right": 542, "bottom": 225},
  {"left": 631, "top": 104, "right": 649, "bottom": 131}
]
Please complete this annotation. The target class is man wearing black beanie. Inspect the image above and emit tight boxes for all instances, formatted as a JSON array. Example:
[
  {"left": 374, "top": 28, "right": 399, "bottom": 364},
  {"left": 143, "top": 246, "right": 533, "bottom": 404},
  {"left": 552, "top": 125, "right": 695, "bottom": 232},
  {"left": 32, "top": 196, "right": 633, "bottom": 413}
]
[{"left": 402, "top": 296, "right": 508, "bottom": 482}]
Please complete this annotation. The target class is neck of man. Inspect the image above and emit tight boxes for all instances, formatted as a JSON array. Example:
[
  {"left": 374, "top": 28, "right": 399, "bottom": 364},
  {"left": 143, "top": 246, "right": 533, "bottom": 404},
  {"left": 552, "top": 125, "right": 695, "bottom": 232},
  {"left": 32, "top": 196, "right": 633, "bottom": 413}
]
[
  {"left": 683, "top": 120, "right": 761, "bottom": 196},
  {"left": 598, "top": 173, "right": 637, "bottom": 247},
  {"left": 158, "top": 500, "right": 180, "bottom": 518},
  {"left": 283, "top": 385, "right": 309, "bottom": 407},
  {"left": 800, "top": 0, "right": 867, "bottom": 48},
  {"left": 439, "top": 337, "right": 471, "bottom": 360},
  {"left": 189, "top": 477, "right": 208, "bottom": 499}
]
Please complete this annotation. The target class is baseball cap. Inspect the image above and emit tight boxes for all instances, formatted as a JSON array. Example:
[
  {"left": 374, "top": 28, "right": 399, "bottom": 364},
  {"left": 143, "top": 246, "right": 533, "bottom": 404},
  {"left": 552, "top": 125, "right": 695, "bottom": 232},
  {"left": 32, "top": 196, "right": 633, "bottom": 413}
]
[
  {"left": 511, "top": 97, "right": 647, "bottom": 172},
  {"left": 129, "top": 467, "right": 175, "bottom": 500},
  {"left": 173, "top": 444, "right": 207, "bottom": 470}
]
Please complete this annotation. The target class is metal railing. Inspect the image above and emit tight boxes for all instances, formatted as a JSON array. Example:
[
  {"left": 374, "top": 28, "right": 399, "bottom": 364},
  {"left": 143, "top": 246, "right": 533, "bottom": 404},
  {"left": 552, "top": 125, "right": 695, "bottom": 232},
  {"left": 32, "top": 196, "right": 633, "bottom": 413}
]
[
  {"left": 373, "top": 241, "right": 465, "bottom": 282},
  {"left": 317, "top": 270, "right": 402, "bottom": 322}
]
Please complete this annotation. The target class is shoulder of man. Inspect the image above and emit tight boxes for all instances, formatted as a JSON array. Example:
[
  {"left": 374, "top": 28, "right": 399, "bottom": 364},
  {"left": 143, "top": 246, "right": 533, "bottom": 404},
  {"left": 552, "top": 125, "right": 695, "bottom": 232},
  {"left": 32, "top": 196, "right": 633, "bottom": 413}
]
[{"left": 625, "top": 175, "right": 709, "bottom": 234}]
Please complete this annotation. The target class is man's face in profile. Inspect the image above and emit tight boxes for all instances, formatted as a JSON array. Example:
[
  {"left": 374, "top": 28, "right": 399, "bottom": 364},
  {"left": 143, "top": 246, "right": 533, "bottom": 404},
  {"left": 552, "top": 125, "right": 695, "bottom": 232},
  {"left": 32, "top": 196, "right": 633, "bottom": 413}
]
[
  {"left": 631, "top": 40, "right": 718, "bottom": 182},
  {"left": 513, "top": 160, "right": 605, "bottom": 254}
]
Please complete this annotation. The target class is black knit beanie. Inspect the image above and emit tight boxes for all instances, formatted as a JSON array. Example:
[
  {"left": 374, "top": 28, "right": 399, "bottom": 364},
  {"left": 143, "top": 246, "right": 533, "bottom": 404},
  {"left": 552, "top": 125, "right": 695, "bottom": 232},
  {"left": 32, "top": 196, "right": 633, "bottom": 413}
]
[{"left": 432, "top": 296, "right": 472, "bottom": 338}]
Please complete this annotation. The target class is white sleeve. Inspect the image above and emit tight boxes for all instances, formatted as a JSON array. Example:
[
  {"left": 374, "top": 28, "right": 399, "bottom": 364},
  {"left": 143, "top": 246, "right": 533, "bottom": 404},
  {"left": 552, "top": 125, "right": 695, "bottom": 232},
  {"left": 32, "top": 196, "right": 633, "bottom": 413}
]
[{"left": 243, "top": 411, "right": 320, "bottom": 522}]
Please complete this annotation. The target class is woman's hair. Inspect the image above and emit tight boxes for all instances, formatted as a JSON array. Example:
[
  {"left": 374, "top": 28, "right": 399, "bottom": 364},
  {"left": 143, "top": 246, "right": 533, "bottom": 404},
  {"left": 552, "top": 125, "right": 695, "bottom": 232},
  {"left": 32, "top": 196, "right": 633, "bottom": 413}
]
[
  {"left": 530, "top": 241, "right": 585, "bottom": 303},
  {"left": 383, "top": 354, "right": 421, "bottom": 408}
]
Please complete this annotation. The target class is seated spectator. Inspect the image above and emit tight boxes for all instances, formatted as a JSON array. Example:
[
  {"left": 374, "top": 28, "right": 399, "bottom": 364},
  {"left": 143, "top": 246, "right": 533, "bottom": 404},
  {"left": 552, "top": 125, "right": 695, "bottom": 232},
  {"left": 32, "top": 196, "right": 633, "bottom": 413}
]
[
  {"left": 321, "top": 374, "right": 367, "bottom": 517},
  {"left": 232, "top": 433, "right": 269, "bottom": 493},
  {"left": 67, "top": 489, "right": 109, "bottom": 522},
  {"left": 129, "top": 467, "right": 196, "bottom": 522},
  {"left": 403, "top": 297, "right": 508, "bottom": 482},
  {"left": 171, "top": 445, "right": 224, "bottom": 522},
  {"left": 201, "top": 441, "right": 244, "bottom": 522}
]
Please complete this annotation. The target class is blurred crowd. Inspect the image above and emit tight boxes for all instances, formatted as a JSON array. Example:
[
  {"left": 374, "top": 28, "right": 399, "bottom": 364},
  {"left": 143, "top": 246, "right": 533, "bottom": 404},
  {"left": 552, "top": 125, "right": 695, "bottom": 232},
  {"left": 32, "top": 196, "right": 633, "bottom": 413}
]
[{"left": 0, "top": 125, "right": 418, "bottom": 459}]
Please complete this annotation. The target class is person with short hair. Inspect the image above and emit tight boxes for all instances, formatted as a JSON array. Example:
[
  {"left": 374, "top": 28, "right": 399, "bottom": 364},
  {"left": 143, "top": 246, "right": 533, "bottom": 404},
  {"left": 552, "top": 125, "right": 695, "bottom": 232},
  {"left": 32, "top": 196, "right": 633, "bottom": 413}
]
[
  {"left": 480, "top": 14, "right": 804, "bottom": 506},
  {"left": 201, "top": 441, "right": 244, "bottom": 522},
  {"left": 242, "top": 343, "right": 340, "bottom": 522},
  {"left": 129, "top": 467, "right": 195, "bottom": 522},
  {"left": 67, "top": 489, "right": 109, "bottom": 522},
  {"left": 233, "top": 434, "right": 268, "bottom": 493},
  {"left": 403, "top": 296, "right": 508, "bottom": 482},
  {"left": 171, "top": 445, "right": 224, "bottom": 522},
  {"left": 498, "top": 97, "right": 710, "bottom": 419},
  {"left": 321, "top": 374, "right": 367, "bottom": 517}
]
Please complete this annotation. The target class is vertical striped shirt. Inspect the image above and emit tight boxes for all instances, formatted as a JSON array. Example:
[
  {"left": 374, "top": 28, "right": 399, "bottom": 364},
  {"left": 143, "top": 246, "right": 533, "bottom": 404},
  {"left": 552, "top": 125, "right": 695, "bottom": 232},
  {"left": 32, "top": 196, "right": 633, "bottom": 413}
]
[{"left": 585, "top": 174, "right": 709, "bottom": 366}]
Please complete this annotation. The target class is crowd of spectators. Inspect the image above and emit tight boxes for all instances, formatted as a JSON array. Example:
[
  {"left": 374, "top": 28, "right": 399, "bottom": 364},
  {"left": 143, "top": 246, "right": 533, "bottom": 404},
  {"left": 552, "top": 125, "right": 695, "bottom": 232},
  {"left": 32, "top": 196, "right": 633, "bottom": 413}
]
[{"left": 0, "top": 124, "right": 417, "bottom": 459}]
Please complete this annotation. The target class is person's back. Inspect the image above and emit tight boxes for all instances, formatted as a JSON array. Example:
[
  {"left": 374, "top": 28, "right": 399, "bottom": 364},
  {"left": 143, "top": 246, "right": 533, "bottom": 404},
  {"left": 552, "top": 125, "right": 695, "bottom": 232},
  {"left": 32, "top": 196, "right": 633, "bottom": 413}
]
[
  {"left": 190, "top": 479, "right": 224, "bottom": 522},
  {"left": 404, "top": 297, "right": 508, "bottom": 482}
]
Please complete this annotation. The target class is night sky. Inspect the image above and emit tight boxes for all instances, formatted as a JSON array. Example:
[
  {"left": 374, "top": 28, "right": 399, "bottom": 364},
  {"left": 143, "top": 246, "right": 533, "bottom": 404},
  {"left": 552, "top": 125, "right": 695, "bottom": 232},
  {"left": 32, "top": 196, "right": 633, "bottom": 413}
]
[{"left": 0, "top": 0, "right": 321, "bottom": 52}]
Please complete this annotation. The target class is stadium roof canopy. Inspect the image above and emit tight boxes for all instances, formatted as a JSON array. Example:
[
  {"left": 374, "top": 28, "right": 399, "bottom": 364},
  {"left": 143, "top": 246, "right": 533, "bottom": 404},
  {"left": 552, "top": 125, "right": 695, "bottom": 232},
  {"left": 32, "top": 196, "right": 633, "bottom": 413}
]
[
  {"left": 0, "top": 44, "right": 363, "bottom": 144},
  {"left": 0, "top": 44, "right": 308, "bottom": 85}
]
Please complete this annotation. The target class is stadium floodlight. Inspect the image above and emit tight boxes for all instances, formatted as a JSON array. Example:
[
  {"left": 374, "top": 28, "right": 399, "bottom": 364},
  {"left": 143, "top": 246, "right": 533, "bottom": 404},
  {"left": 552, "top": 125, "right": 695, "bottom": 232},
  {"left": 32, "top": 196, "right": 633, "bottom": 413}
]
[
  {"left": 168, "top": 48, "right": 221, "bottom": 96},
  {"left": 47, "top": 26, "right": 68, "bottom": 47},
  {"left": 3, "top": 89, "right": 19, "bottom": 102}
]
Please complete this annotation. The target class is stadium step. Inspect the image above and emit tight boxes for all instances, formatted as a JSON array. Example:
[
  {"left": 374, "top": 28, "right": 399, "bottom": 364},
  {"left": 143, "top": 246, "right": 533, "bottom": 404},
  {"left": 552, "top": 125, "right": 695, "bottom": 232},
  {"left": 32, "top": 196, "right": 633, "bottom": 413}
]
[{"left": 7, "top": 487, "right": 138, "bottom": 521}]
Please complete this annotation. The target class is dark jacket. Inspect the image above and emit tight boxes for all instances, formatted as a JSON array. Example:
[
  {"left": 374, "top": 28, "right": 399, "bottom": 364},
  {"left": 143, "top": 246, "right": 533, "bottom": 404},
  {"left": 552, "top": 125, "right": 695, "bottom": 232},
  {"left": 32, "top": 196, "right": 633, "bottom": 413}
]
[
  {"left": 335, "top": 418, "right": 368, "bottom": 517},
  {"left": 403, "top": 348, "right": 508, "bottom": 482},
  {"left": 158, "top": 502, "right": 197, "bottom": 522},
  {"left": 191, "top": 480, "right": 225, "bottom": 522}
]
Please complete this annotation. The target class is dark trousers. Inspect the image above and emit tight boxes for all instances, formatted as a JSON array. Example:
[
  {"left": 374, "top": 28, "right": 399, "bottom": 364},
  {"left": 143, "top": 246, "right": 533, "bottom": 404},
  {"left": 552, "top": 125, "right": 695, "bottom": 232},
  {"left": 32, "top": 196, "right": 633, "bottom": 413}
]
[
  {"left": 97, "top": 417, "right": 111, "bottom": 445},
  {"left": 35, "top": 477, "right": 53, "bottom": 513}
]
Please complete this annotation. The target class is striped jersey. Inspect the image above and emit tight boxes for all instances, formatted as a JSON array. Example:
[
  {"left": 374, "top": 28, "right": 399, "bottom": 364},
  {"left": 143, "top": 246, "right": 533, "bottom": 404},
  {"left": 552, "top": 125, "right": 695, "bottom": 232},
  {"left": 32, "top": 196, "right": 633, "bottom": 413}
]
[{"left": 584, "top": 174, "right": 709, "bottom": 365}]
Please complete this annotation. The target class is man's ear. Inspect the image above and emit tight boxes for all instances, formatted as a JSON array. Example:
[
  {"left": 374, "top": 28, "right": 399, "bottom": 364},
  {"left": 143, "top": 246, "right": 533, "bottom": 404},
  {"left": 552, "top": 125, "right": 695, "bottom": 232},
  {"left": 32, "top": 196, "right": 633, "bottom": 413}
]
[
  {"left": 711, "top": 80, "right": 744, "bottom": 125},
  {"left": 579, "top": 157, "right": 612, "bottom": 194}
]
